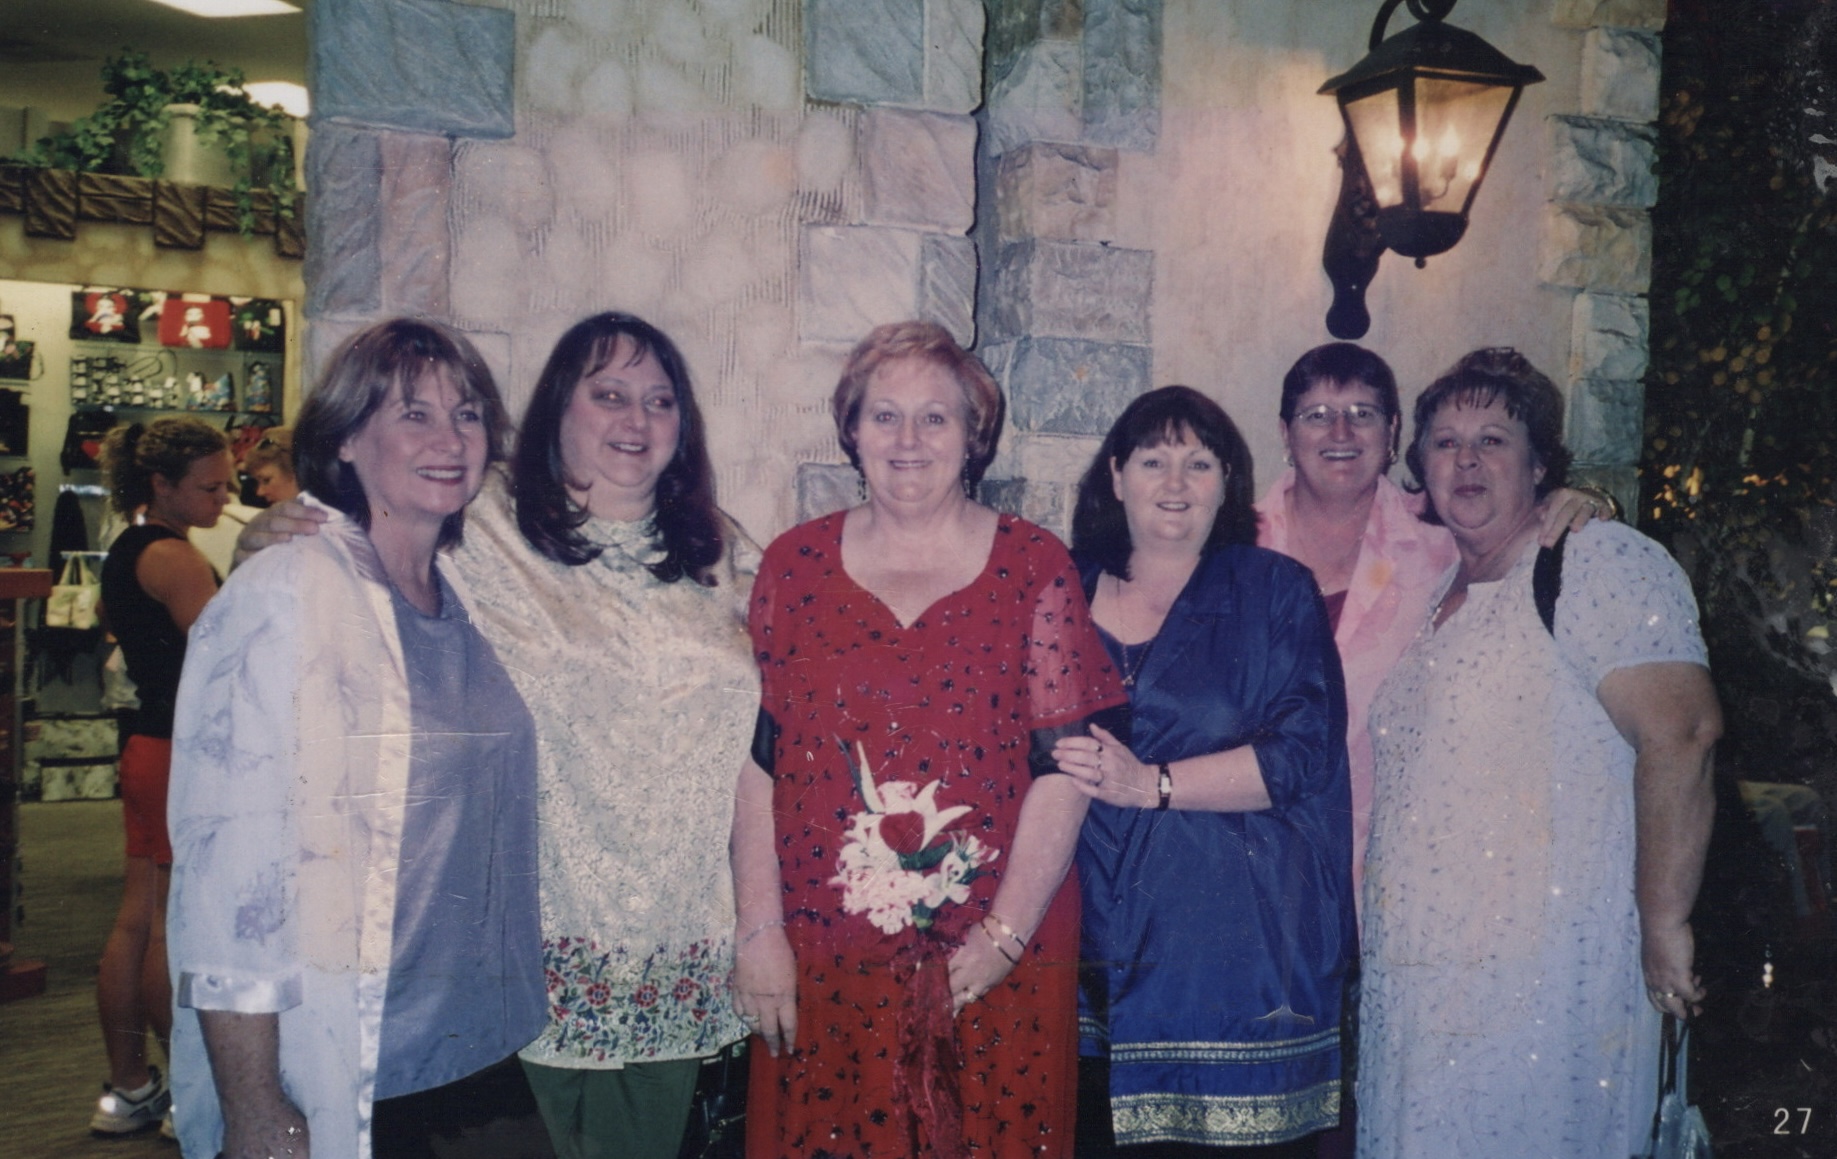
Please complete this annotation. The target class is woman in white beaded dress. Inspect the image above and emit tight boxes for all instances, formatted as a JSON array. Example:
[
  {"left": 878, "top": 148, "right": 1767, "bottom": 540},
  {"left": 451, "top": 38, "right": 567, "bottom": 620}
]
[{"left": 1357, "top": 348, "right": 1721, "bottom": 1159}]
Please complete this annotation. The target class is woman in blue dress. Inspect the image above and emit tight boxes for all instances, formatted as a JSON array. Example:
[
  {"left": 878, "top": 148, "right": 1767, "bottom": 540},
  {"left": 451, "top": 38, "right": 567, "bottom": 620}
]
[{"left": 1054, "top": 386, "right": 1355, "bottom": 1156}]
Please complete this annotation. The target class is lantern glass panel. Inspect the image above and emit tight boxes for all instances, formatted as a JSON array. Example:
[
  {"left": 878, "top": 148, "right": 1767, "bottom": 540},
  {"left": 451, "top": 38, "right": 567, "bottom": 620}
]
[
  {"left": 1344, "top": 88, "right": 1405, "bottom": 208},
  {"left": 1410, "top": 77, "right": 1514, "bottom": 214}
]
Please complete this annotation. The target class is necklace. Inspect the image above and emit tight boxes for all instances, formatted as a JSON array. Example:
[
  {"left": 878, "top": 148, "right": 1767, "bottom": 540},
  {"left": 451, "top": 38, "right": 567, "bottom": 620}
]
[{"left": 1117, "top": 636, "right": 1156, "bottom": 688}]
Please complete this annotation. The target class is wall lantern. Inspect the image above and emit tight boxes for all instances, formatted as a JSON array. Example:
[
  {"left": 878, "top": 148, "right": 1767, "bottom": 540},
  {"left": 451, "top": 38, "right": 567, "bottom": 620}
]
[{"left": 1318, "top": 0, "right": 1544, "bottom": 339}]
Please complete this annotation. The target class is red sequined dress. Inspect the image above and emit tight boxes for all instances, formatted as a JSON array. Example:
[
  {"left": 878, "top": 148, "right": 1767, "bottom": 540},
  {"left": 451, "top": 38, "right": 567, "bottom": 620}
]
[{"left": 746, "top": 512, "right": 1125, "bottom": 1158}]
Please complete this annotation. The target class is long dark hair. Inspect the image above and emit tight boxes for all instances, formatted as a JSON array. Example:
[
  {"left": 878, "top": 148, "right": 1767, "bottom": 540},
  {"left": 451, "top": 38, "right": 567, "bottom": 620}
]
[
  {"left": 1072, "top": 386, "right": 1258, "bottom": 580},
  {"left": 513, "top": 312, "right": 724, "bottom": 585},
  {"left": 294, "top": 318, "right": 509, "bottom": 551}
]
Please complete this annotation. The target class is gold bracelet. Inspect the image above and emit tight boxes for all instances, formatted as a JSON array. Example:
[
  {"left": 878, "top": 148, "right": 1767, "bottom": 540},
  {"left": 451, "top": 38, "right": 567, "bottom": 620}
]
[
  {"left": 980, "top": 919, "right": 1019, "bottom": 965},
  {"left": 983, "top": 912, "right": 1027, "bottom": 952}
]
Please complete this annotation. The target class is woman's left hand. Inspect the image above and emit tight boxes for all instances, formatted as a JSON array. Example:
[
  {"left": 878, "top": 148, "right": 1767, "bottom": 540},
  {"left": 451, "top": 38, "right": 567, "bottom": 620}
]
[
  {"left": 948, "top": 921, "right": 1017, "bottom": 1016},
  {"left": 1053, "top": 724, "right": 1157, "bottom": 809},
  {"left": 1641, "top": 919, "right": 1706, "bottom": 1020}
]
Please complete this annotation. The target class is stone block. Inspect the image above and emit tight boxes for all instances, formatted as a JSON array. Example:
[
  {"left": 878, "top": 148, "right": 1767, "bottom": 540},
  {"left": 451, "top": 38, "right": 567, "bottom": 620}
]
[
  {"left": 304, "top": 125, "right": 382, "bottom": 318},
  {"left": 927, "top": 0, "right": 986, "bottom": 114},
  {"left": 1548, "top": 116, "right": 1658, "bottom": 207},
  {"left": 861, "top": 109, "right": 977, "bottom": 232},
  {"left": 1581, "top": 28, "right": 1661, "bottom": 123},
  {"left": 1083, "top": 0, "right": 1161, "bottom": 152},
  {"left": 986, "top": 39, "right": 1083, "bottom": 159},
  {"left": 987, "top": 0, "right": 1084, "bottom": 90},
  {"left": 1567, "top": 376, "right": 1646, "bottom": 465},
  {"left": 797, "top": 461, "right": 860, "bottom": 522},
  {"left": 378, "top": 133, "right": 452, "bottom": 316},
  {"left": 311, "top": 0, "right": 514, "bottom": 138},
  {"left": 996, "top": 142, "right": 1118, "bottom": 243},
  {"left": 1552, "top": 0, "right": 1666, "bottom": 31},
  {"left": 1568, "top": 291, "right": 1650, "bottom": 382},
  {"left": 1538, "top": 205, "right": 1651, "bottom": 293},
  {"left": 984, "top": 336, "right": 1152, "bottom": 436},
  {"left": 919, "top": 234, "right": 978, "bottom": 348},
  {"left": 800, "top": 225, "right": 923, "bottom": 345},
  {"left": 987, "top": 239, "right": 1153, "bottom": 345},
  {"left": 806, "top": 0, "right": 924, "bottom": 105},
  {"left": 977, "top": 476, "right": 1073, "bottom": 536}
]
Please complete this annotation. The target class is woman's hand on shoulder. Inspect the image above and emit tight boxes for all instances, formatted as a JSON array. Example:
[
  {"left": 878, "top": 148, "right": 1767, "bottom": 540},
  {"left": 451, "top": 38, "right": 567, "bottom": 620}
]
[
  {"left": 732, "top": 922, "right": 797, "bottom": 1058},
  {"left": 233, "top": 498, "right": 327, "bottom": 569},
  {"left": 1537, "top": 486, "right": 1617, "bottom": 547},
  {"left": 1053, "top": 723, "right": 1156, "bottom": 809}
]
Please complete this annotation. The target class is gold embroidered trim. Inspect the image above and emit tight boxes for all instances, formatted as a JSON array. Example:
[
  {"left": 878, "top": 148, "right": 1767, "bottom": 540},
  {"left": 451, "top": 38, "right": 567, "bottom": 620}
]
[{"left": 1111, "top": 1080, "right": 1341, "bottom": 1147}]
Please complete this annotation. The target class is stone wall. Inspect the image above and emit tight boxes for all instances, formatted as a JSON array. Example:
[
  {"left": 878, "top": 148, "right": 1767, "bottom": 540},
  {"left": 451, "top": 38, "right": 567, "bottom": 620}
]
[
  {"left": 306, "top": 0, "right": 989, "bottom": 542},
  {"left": 1545, "top": 0, "right": 1666, "bottom": 505},
  {"left": 301, "top": 0, "right": 1654, "bottom": 542},
  {"left": 976, "top": 0, "right": 1161, "bottom": 532}
]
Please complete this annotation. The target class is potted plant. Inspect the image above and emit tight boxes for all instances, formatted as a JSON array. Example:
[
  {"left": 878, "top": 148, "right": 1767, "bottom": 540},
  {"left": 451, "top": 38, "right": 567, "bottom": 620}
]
[{"left": 6, "top": 51, "right": 299, "bottom": 236}]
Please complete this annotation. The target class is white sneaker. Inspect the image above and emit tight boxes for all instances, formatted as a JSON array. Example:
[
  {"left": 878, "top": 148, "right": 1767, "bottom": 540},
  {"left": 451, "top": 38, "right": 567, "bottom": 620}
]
[{"left": 89, "top": 1065, "right": 171, "bottom": 1135}]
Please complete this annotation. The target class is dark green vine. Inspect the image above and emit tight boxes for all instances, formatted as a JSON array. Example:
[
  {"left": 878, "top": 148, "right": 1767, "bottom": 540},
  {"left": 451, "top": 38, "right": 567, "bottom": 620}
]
[{"left": 1643, "top": 0, "right": 1837, "bottom": 778}]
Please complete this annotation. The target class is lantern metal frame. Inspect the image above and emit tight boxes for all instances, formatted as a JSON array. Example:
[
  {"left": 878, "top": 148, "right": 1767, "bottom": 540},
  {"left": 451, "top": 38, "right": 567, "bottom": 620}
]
[{"left": 1317, "top": 0, "right": 1544, "bottom": 339}]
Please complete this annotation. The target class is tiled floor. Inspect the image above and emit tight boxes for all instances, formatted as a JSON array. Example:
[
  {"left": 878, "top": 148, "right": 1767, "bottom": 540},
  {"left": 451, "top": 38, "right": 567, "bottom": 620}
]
[
  {"left": 5, "top": 797, "right": 1834, "bottom": 1158},
  {"left": 1, "top": 801, "right": 553, "bottom": 1158}
]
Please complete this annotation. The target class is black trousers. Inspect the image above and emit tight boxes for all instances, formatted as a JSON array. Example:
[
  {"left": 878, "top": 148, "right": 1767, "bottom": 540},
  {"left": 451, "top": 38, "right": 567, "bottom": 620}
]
[{"left": 371, "top": 1054, "right": 548, "bottom": 1159}]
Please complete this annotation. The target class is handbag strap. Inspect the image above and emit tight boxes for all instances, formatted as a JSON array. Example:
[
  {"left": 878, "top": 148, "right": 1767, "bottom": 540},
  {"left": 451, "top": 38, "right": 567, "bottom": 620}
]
[{"left": 1650, "top": 1014, "right": 1691, "bottom": 1144}]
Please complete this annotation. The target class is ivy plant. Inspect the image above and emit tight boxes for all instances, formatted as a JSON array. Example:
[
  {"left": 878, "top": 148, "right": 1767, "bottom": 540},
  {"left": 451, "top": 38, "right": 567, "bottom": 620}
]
[{"left": 5, "top": 50, "right": 298, "bottom": 236}]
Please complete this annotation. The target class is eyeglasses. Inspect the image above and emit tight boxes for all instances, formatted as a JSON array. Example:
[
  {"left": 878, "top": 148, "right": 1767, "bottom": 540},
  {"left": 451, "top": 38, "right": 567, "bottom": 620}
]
[{"left": 1294, "top": 403, "right": 1388, "bottom": 430}]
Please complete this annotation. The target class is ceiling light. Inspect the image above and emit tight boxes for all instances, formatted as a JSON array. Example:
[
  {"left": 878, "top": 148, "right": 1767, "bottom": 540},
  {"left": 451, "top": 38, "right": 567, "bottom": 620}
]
[
  {"left": 143, "top": 0, "right": 302, "bottom": 17},
  {"left": 241, "top": 82, "right": 310, "bottom": 118}
]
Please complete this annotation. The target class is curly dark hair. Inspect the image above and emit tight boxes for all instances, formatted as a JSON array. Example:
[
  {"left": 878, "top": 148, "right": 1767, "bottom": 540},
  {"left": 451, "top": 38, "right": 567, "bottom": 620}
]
[
  {"left": 294, "top": 318, "right": 510, "bottom": 551},
  {"left": 1072, "top": 386, "right": 1259, "bottom": 580},
  {"left": 101, "top": 416, "right": 228, "bottom": 517},
  {"left": 513, "top": 312, "right": 724, "bottom": 586},
  {"left": 1403, "top": 347, "right": 1572, "bottom": 525}
]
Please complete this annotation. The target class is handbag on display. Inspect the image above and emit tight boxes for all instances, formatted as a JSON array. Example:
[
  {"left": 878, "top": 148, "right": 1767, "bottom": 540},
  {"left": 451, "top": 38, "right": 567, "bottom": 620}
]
[
  {"left": 45, "top": 552, "right": 102, "bottom": 630},
  {"left": 1645, "top": 1015, "right": 1712, "bottom": 1159}
]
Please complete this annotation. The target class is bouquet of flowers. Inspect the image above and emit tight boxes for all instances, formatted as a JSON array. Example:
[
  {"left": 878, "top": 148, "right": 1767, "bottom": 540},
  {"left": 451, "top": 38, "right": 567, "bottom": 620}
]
[{"left": 831, "top": 741, "right": 997, "bottom": 935}]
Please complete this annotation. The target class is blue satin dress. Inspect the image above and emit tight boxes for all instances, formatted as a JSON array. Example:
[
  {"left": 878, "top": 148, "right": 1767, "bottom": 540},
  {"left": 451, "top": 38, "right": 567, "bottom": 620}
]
[{"left": 1075, "top": 545, "right": 1356, "bottom": 1148}]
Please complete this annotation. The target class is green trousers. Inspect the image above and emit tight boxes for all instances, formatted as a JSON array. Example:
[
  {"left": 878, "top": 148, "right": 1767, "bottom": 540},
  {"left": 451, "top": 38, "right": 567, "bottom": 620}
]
[{"left": 520, "top": 1056, "right": 700, "bottom": 1159}]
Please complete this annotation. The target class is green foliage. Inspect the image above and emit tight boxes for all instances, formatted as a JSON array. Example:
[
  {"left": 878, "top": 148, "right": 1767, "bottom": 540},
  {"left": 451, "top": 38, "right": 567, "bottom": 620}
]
[
  {"left": 5, "top": 50, "right": 298, "bottom": 235},
  {"left": 1643, "top": 3, "right": 1837, "bottom": 778}
]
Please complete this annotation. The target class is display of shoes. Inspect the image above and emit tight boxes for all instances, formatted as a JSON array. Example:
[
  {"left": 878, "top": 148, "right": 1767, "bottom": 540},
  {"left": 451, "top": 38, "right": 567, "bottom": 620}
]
[{"left": 89, "top": 1065, "right": 171, "bottom": 1136}]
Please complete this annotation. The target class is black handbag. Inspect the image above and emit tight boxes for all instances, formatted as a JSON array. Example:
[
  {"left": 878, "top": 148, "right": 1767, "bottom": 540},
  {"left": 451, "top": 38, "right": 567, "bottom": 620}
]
[
  {"left": 1644, "top": 1015, "right": 1712, "bottom": 1159},
  {"left": 675, "top": 1039, "right": 748, "bottom": 1159}
]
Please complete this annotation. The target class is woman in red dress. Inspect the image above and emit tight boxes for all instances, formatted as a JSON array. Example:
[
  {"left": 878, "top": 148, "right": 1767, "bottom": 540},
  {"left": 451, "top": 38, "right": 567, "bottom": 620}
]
[{"left": 731, "top": 322, "right": 1127, "bottom": 1158}]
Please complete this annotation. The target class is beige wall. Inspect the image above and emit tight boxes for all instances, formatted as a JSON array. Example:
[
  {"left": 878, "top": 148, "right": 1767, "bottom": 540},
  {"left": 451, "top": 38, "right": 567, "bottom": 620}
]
[
  {"left": 1125, "top": 1, "right": 1585, "bottom": 494},
  {"left": 444, "top": 0, "right": 846, "bottom": 544}
]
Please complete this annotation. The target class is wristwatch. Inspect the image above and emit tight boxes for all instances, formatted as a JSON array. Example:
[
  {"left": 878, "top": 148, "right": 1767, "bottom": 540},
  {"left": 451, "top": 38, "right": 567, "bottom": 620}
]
[{"left": 1156, "top": 763, "right": 1173, "bottom": 811}]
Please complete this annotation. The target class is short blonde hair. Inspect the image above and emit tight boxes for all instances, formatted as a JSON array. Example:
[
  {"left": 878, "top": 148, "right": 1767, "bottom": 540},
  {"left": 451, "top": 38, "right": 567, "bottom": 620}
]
[{"left": 831, "top": 321, "right": 1005, "bottom": 490}]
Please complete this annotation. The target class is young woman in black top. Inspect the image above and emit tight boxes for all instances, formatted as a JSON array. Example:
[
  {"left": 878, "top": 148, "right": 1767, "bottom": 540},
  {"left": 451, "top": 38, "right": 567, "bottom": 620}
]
[{"left": 90, "top": 417, "right": 231, "bottom": 1136}]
